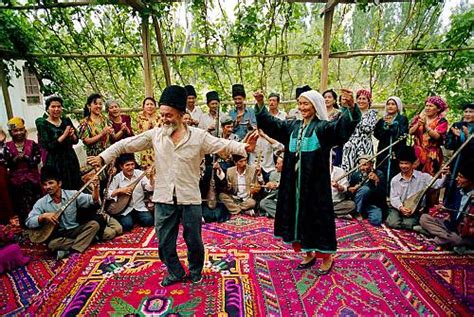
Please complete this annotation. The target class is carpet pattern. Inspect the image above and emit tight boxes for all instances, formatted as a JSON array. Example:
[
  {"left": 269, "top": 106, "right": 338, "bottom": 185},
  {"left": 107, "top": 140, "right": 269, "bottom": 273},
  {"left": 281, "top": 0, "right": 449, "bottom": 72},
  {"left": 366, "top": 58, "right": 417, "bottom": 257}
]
[{"left": 2, "top": 216, "right": 473, "bottom": 316}]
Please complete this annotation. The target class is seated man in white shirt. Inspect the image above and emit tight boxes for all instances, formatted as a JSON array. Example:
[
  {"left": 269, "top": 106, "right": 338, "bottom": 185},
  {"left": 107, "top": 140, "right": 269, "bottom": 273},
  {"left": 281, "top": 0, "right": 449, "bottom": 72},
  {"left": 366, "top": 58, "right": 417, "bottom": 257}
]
[
  {"left": 331, "top": 163, "right": 356, "bottom": 218},
  {"left": 108, "top": 154, "right": 154, "bottom": 232},
  {"left": 387, "top": 146, "right": 447, "bottom": 230},
  {"left": 248, "top": 129, "right": 284, "bottom": 183},
  {"left": 260, "top": 155, "right": 284, "bottom": 218},
  {"left": 219, "top": 154, "right": 264, "bottom": 216}
]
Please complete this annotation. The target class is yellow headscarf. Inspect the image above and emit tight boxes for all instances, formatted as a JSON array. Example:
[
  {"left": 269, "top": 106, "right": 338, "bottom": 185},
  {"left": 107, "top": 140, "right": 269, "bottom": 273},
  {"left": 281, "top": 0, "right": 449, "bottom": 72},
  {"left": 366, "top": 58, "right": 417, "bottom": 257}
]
[{"left": 7, "top": 117, "right": 25, "bottom": 130}]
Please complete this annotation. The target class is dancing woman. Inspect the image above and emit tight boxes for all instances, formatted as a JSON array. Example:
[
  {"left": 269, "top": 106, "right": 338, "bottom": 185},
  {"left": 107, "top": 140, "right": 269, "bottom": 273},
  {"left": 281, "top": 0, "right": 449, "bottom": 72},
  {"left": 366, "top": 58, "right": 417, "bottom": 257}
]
[{"left": 254, "top": 90, "right": 360, "bottom": 274}]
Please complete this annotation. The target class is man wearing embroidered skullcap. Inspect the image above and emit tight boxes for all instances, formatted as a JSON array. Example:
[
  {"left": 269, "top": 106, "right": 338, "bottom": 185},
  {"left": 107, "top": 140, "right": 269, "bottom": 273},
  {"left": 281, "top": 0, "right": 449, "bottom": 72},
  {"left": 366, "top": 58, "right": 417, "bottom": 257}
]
[{"left": 88, "top": 85, "right": 259, "bottom": 287}]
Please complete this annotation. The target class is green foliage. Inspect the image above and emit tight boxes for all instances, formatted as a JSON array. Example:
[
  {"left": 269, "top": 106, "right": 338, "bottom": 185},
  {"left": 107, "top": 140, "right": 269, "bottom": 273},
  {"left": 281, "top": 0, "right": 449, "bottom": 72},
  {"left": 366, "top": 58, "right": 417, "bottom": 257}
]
[{"left": 0, "top": 0, "right": 471, "bottom": 116}]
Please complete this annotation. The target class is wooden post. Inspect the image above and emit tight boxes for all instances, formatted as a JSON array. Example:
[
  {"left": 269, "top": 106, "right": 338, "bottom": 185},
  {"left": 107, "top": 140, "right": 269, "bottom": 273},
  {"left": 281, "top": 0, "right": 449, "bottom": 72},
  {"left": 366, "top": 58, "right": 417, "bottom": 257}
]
[
  {"left": 320, "top": 4, "right": 336, "bottom": 92},
  {"left": 141, "top": 16, "right": 153, "bottom": 98},
  {"left": 0, "top": 65, "right": 13, "bottom": 119},
  {"left": 152, "top": 16, "right": 172, "bottom": 86}
]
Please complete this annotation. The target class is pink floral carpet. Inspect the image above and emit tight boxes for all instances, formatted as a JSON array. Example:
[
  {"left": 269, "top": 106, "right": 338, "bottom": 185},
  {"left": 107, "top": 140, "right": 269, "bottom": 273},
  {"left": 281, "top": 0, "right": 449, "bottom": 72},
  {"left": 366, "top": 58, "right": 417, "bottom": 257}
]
[{"left": 1, "top": 216, "right": 473, "bottom": 316}]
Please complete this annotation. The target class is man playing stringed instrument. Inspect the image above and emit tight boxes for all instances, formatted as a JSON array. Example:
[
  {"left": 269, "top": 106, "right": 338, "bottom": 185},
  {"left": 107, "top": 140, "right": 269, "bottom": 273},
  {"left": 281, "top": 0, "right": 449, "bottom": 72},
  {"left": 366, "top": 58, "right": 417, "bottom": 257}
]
[
  {"left": 218, "top": 154, "right": 264, "bottom": 217},
  {"left": 107, "top": 154, "right": 154, "bottom": 232},
  {"left": 25, "top": 166, "right": 101, "bottom": 259},
  {"left": 419, "top": 160, "right": 474, "bottom": 253},
  {"left": 387, "top": 146, "right": 448, "bottom": 231}
]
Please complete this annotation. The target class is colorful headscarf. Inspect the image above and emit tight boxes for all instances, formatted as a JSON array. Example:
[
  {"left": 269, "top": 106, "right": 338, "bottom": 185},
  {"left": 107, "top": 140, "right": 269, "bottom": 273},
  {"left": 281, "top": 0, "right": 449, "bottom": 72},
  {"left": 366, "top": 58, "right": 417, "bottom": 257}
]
[
  {"left": 425, "top": 96, "right": 448, "bottom": 113},
  {"left": 356, "top": 89, "right": 372, "bottom": 103},
  {"left": 7, "top": 117, "right": 25, "bottom": 130}
]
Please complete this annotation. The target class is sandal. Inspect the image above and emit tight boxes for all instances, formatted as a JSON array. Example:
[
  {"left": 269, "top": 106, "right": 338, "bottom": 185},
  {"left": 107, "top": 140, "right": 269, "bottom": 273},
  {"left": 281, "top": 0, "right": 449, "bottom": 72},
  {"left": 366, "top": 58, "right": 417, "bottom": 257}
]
[
  {"left": 296, "top": 257, "right": 316, "bottom": 270},
  {"left": 316, "top": 255, "right": 335, "bottom": 275}
]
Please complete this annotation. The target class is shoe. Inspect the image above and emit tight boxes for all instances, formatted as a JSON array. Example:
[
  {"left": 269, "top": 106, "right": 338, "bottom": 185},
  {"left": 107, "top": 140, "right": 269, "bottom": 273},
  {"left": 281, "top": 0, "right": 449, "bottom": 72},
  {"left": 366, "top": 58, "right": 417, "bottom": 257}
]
[
  {"left": 316, "top": 255, "right": 334, "bottom": 275},
  {"left": 296, "top": 257, "right": 316, "bottom": 270},
  {"left": 189, "top": 274, "right": 203, "bottom": 284},
  {"left": 413, "top": 225, "right": 431, "bottom": 236},
  {"left": 56, "top": 250, "right": 70, "bottom": 260},
  {"left": 453, "top": 246, "right": 468, "bottom": 255},
  {"left": 245, "top": 209, "right": 256, "bottom": 217},
  {"left": 160, "top": 274, "right": 186, "bottom": 287}
]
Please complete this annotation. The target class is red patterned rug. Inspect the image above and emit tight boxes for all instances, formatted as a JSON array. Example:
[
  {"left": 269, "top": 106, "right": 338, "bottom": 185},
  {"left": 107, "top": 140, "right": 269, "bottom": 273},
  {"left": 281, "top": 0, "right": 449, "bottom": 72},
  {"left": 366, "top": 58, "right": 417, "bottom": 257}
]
[{"left": 2, "top": 215, "right": 473, "bottom": 316}]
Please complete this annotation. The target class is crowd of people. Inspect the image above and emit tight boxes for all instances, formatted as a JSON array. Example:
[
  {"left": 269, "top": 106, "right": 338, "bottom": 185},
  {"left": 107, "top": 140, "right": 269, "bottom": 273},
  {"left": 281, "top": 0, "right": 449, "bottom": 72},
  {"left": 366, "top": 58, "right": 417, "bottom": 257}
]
[{"left": 0, "top": 83, "right": 472, "bottom": 284}]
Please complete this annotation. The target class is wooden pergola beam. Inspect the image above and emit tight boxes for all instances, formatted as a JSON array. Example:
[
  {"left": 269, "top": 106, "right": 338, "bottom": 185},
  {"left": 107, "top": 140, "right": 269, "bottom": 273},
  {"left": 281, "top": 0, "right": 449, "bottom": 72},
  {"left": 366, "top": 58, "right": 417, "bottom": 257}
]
[
  {"left": 140, "top": 16, "right": 153, "bottom": 98},
  {"left": 152, "top": 16, "right": 172, "bottom": 86},
  {"left": 319, "top": 1, "right": 337, "bottom": 92},
  {"left": 2, "top": 47, "right": 470, "bottom": 60}
]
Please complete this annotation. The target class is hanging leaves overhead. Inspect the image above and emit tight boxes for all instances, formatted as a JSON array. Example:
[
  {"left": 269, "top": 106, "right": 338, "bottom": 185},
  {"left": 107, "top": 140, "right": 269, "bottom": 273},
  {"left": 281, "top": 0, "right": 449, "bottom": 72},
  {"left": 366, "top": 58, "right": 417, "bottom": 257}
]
[{"left": 0, "top": 0, "right": 472, "bottom": 114}]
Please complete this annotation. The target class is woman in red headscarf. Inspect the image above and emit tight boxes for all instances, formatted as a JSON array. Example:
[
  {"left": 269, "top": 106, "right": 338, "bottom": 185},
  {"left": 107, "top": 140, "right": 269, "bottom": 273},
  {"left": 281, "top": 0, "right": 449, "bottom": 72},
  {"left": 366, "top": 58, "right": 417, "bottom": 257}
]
[{"left": 409, "top": 96, "right": 449, "bottom": 175}]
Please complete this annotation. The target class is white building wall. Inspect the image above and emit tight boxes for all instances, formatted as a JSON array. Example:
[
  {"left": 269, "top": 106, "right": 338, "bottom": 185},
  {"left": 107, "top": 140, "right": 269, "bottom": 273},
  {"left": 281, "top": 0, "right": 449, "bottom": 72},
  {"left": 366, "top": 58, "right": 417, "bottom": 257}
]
[{"left": 0, "top": 60, "right": 45, "bottom": 132}]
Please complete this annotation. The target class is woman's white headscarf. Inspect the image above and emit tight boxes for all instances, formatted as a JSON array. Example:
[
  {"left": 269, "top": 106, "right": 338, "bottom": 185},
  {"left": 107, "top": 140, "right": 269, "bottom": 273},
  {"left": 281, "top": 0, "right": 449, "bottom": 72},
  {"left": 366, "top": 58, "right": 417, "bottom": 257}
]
[
  {"left": 385, "top": 96, "right": 403, "bottom": 115},
  {"left": 300, "top": 90, "right": 328, "bottom": 121}
]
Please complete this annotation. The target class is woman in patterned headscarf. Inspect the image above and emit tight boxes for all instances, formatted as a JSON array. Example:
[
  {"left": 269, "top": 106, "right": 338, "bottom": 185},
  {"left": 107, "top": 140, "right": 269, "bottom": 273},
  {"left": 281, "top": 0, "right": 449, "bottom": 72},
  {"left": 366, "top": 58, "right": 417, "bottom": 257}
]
[
  {"left": 374, "top": 96, "right": 408, "bottom": 190},
  {"left": 341, "top": 89, "right": 378, "bottom": 172},
  {"left": 409, "top": 96, "right": 449, "bottom": 175}
]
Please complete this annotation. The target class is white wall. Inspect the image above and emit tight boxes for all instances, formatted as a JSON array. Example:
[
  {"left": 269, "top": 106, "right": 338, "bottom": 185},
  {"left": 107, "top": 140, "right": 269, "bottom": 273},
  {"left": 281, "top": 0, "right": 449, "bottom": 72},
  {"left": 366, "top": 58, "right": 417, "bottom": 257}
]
[{"left": 0, "top": 60, "right": 45, "bottom": 133}]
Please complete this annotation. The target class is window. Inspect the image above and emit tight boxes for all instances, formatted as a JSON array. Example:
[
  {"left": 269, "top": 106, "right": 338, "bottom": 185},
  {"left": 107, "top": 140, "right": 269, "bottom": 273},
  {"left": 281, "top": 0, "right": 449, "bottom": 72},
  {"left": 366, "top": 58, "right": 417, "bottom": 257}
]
[{"left": 23, "top": 67, "right": 41, "bottom": 105}]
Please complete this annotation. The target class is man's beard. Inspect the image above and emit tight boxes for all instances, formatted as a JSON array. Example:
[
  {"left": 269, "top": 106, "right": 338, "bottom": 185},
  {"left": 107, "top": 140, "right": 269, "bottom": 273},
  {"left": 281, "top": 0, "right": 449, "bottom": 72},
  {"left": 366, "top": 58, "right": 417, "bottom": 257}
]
[{"left": 162, "top": 123, "right": 178, "bottom": 136}]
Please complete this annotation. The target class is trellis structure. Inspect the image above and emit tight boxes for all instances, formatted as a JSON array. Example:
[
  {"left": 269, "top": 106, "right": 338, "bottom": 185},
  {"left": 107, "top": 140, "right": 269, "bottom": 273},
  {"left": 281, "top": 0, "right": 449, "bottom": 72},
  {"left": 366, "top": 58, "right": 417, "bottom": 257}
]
[{"left": 0, "top": 0, "right": 472, "bottom": 118}]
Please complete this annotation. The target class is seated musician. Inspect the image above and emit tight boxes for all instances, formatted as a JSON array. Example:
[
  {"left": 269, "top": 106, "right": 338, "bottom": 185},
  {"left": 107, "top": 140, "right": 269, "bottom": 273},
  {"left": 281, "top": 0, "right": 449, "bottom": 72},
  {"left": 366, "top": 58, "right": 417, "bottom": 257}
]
[
  {"left": 25, "top": 166, "right": 100, "bottom": 259},
  {"left": 107, "top": 154, "right": 154, "bottom": 231},
  {"left": 348, "top": 155, "right": 387, "bottom": 226},
  {"left": 331, "top": 163, "right": 356, "bottom": 219},
  {"left": 419, "top": 160, "right": 474, "bottom": 252},
  {"left": 387, "top": 146, "right": 447, "bottom": 231},
  {"left": 218, "top": 154, "right": 264, "bottom": 216},
  {"left": 199, "top": 155, "right": 230, "bottom": 223},
  {"left": 260, "top": 155, "right": 283, "bottom": 218}
]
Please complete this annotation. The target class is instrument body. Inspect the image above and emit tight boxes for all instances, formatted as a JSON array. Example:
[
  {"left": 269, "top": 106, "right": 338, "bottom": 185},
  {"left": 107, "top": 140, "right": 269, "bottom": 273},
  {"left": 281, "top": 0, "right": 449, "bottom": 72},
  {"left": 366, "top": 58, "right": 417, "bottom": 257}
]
[
  {"left": 29, "top": 164, "right": 107, "bottom": 244},
  {"left": 205, "top": 105, "right": 220, "bottom": 209},
  {"left": 250, "top": 151, "right": 263, "bottom": 197},
  {"left": 107, "top": 171, "right": 147, "bottom": 215}
]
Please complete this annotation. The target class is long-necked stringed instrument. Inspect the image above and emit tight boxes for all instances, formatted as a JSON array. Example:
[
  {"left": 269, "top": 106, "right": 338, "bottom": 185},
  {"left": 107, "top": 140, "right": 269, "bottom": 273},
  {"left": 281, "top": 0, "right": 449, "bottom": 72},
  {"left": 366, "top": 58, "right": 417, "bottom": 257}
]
[
  {"left": 106, "top": 169, "right": 148, "bottom": 215},
  {"left": 250, "top": 151, "right": 263, "bottom": 197},
  {"left": 206, "top": 103, "right": 221, "bottom": 209},
  {"left": 29, "top": 164, "right": 108, "bottom": 244},
  {"left": 403, "top": 134, "right": 474, "bottom": 214},
  {"left": 334, "top": 134, "right": 408, "bottom": 183}
]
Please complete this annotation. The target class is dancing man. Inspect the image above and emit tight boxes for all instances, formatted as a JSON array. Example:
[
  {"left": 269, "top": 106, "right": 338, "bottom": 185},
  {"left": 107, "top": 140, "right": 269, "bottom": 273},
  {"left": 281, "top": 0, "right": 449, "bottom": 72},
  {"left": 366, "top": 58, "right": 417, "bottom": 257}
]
[{"left": 88, "top": 85, "right": 257, "bottom": 286}]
